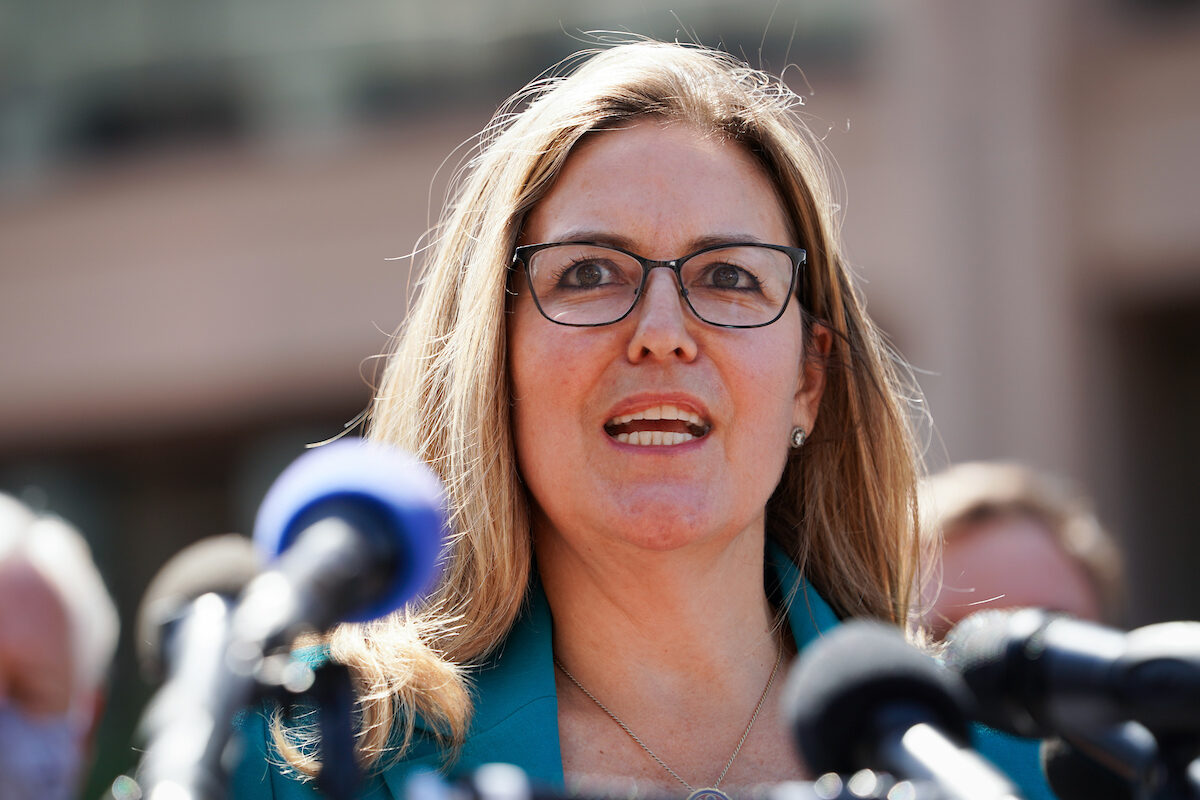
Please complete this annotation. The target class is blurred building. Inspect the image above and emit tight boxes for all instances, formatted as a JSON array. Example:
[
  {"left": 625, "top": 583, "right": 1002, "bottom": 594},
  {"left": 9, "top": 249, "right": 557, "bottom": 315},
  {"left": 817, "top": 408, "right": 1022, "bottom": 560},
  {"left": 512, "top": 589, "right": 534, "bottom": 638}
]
[{"left": 1, "top": 0, "right": 1198, "bottom": 793}]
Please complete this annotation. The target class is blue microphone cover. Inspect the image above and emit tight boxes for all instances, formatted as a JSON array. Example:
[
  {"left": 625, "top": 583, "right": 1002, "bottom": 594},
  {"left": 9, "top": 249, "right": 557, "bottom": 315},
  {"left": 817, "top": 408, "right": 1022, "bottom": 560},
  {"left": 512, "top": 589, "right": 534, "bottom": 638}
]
[{"left": 253, "top": 438, "right": 449, "bottom": 622}]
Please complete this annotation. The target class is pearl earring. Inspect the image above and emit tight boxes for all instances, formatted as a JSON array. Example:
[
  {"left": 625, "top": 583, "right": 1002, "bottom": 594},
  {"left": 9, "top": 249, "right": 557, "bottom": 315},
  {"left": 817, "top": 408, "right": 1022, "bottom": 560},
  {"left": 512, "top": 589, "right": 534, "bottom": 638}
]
[{"left": 790, "top": 427, "right": 807, "bottom": 448}]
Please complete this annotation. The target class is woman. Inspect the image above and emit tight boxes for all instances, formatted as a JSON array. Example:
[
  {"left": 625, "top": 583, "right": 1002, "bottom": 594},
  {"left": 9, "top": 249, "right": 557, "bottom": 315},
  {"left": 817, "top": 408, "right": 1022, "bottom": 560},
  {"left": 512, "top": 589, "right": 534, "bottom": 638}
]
[{"left": 233, "top": 40, "right": 1048, "bottom": 799}]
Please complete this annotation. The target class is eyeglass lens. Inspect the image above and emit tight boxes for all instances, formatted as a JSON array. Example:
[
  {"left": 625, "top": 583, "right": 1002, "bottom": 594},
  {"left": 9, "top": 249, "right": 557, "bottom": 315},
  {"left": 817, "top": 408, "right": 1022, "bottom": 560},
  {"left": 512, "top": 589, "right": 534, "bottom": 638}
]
[{"left": 524, "top": 244, "right": 796, "bottom": 327}]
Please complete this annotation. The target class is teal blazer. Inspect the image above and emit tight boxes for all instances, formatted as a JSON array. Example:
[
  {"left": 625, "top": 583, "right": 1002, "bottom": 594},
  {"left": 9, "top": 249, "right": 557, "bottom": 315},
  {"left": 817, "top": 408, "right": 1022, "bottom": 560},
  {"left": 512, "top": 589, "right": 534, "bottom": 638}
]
[{"left": 230, "top": 544, "right": 1054, "bottom": 800}]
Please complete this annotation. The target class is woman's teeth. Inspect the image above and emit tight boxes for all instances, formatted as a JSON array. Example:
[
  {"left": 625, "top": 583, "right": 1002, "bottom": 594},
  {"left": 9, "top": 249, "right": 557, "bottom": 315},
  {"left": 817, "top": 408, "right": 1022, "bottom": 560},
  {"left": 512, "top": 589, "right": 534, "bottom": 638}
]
[
  {"left": 605, "top": 404, "right": 711, "bottom": 446},
  {"left": 609, "top": 405, "right": 705, "bottom": 427},
  {"left": 615, "top": 430, "right": 696, "bottom": 446}
]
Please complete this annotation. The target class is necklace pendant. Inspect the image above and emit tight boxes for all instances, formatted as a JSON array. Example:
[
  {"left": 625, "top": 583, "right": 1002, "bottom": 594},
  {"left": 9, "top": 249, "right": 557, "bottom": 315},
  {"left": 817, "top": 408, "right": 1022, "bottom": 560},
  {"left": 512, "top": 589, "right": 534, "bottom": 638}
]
[{"left": 687, "top": 789, "right": 733, "bottom": 800}]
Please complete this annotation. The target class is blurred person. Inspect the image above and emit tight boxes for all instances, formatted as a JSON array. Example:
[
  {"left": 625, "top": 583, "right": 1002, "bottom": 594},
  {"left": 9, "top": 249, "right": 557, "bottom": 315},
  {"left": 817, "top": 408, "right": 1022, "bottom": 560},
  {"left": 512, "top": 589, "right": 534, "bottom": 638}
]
[
  {"left": 232, "top": 40, "right": 1053, "bottom": 800},
  {"left": 0, "top": 493, "right": 120, "bottom": 800},
  {"left": 920, "top": 460, "right": 1126, "bottom": 639}
]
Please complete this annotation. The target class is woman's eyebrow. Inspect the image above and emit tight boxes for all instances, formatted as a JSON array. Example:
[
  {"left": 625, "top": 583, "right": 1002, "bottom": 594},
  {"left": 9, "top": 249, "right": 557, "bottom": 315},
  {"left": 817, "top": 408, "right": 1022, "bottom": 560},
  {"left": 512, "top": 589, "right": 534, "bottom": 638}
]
[
  {"left": 688, "top": 233, "right": 772, "bottom": 249},
  {"left": 542, "top": 229, "right": 636, "bottom": 248},
  {"left": 543, "top": 229, "right": 771, "bottom": 252}
]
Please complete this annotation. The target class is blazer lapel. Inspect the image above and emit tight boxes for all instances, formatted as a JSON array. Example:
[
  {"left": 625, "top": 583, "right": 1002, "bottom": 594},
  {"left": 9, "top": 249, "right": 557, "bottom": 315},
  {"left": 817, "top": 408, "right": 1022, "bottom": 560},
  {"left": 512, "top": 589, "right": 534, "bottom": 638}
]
[
  {"left": 766, "top": 539, "right": 840, "bottom": 648},
  {"left": 381, "top": 577, "right": 563, "bottom": 797}
]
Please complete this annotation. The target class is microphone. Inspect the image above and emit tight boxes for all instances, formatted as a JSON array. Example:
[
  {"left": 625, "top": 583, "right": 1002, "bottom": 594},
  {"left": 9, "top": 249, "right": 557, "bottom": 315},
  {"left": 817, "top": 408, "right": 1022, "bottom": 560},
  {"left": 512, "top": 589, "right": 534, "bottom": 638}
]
[
  {"left": 234, "top": 437, "right": 448, "bottom": 651},
  {"left": 783, "top": 619, "right": 1023, "bottom": 800},
  {"left": 134, "top": 535, "right": 264, "bottom": 800},
  {"left": 943, "top": 608, "right": 1200, "bottom": 738},
  {"left": 137, "top": 439, "right": 449, "bottom": 800},
  {"left": 136, "top": 534, "right": 262, "bottom": 683}
]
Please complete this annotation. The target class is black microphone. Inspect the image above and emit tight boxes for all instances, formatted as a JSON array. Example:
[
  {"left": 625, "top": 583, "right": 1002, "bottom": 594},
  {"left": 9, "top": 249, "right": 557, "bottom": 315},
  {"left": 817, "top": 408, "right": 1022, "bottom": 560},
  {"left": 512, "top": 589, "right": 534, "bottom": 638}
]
[
  {"left": 137, "top": 439, "right": 449, "bottom": 800},
  {"left": 783, "top": 619, "right": 1023, "bottom": 800},
  {"left": 943, "top": 608, "right": 1200, "bottom": 739}
]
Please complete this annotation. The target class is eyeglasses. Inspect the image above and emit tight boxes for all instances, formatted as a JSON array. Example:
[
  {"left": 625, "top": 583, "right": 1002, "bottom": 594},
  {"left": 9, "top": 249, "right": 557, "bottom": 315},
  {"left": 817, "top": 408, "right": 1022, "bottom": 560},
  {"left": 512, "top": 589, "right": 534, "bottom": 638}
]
[{"left": 511, "top": 241, "right": 806, "bottom": 328}]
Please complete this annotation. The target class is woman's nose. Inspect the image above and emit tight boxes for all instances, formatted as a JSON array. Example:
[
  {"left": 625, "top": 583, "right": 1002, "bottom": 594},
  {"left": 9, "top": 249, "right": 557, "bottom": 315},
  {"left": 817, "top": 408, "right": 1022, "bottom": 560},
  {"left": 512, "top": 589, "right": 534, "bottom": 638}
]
[{"left": 626, "top": 267, "right": 699, "bottom": 363}]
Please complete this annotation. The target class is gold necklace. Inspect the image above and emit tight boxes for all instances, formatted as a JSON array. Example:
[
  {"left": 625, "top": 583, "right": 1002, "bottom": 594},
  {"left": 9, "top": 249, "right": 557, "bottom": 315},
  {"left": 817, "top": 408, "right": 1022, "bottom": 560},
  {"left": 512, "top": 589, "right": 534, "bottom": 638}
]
[{"left": 554, "top": 638, "right": 784, "bottom": 800}]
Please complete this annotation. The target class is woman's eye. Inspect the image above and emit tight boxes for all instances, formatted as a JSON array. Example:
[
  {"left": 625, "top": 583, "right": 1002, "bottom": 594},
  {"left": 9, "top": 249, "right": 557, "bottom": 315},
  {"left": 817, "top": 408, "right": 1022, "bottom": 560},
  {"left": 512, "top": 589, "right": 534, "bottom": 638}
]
[
  {"left": 711, "top": 264, "right": 741, "bottom": 288},
  {"left": 572, "top": 262, "right": 604, "bottom": 286},
  {"left": 704, "top": 263, "right": 759, "bottom": 290},
  {"left": 560, "top": 260, "right": 614, "bottom": 287}
]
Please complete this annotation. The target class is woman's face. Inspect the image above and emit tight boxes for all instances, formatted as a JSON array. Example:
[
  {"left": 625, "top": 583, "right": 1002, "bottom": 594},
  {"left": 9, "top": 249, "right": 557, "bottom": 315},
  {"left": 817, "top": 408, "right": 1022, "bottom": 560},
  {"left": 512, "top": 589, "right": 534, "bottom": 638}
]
[{"left": 509, "top": 120, "right": 827, "bottom": 554}]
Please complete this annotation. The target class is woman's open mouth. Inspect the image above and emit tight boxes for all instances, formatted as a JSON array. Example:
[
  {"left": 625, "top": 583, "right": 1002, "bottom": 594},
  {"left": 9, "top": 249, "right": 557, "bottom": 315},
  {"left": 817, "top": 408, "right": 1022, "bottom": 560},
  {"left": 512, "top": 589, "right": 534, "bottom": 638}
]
[{"left": 603, "top": 405, "right": 711, "bottom": 446}]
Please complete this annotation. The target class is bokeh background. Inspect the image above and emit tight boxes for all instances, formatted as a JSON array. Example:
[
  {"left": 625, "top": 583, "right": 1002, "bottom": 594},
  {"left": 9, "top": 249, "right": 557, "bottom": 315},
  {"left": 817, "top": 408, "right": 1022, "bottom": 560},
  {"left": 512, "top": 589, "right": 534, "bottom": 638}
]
[{"left": 2, "top": 0, "right": 1199, "bottom": 795}]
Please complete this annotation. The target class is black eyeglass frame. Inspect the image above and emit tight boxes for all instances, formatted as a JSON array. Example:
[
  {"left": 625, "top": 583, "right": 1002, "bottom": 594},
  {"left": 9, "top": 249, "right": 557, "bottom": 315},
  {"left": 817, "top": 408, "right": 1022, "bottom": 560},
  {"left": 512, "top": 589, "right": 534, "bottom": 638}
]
[{"left": 510, "top": 240, "right": 807, "bottom": 329}]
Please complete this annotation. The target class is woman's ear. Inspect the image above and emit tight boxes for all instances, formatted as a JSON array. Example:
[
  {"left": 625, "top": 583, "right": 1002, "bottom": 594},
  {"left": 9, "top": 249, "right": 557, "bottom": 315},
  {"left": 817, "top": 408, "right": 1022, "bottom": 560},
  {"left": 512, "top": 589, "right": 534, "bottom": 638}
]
[{"left": 794, "top": 322, "right": 832, "bottom": 432}]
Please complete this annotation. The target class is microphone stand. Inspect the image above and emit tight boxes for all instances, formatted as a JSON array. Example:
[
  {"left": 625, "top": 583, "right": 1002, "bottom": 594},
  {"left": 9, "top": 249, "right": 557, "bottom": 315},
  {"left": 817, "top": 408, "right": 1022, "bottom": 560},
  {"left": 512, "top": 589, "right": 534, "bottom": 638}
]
[
  {"left": 1149, "top": 734, "right": 1200, "bottom": 800},
  {"left": 227, "top": 653, "right": 363, "bottom": 800},
  {"left": 308, "top": 662, "right": 362, "bottom": 800},
  {"left": 136, "top": 644, "right": 361, "bottom": 800}
]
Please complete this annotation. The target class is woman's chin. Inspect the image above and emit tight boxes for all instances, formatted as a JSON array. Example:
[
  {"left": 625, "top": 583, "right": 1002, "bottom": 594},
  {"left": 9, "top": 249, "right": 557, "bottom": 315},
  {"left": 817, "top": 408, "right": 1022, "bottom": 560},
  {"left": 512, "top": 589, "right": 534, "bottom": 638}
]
[
  {"left": 531, "top": 486, "right": 766, "bottom": 558},
  {"left": 595, "top": 506, "right": 761, "bottom": 555},
  {"left": 613, "top": 524, "right": 714, "bottom": 552}
]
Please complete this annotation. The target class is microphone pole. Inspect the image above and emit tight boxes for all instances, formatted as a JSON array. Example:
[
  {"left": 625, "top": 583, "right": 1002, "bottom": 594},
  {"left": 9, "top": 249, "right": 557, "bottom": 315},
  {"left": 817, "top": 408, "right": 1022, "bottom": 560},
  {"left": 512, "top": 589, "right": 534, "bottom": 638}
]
[
  {"left": 1039, "top": 722, "right": 1158, "bottom": 800},
  {"left": 134, "top": 535, "right": 263, "bottom": 800},
  {"left": 1153, "top": 735, "right": 1200, "bottom": 800}
]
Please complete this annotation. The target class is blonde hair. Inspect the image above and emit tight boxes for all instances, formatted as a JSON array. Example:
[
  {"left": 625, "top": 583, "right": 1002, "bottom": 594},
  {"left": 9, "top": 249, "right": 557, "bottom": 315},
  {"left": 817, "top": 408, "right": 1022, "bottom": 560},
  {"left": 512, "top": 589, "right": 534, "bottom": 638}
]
[{"left": 275, "top": 39, "right": 925, "bottom": 776}]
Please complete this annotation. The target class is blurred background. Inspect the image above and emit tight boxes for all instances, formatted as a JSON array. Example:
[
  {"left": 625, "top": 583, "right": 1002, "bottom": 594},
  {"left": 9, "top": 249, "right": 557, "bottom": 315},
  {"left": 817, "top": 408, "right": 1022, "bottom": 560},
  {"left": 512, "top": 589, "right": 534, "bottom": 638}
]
[{"left": 2, "top": 0, "right": 1199, "bottom": 794}]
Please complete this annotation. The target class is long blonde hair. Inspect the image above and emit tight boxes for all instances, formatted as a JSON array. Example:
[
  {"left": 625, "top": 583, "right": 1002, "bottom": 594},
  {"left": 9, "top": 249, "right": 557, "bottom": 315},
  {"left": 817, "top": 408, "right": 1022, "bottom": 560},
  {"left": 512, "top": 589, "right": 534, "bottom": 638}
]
[{"left": 276, "top": 39, "right": 925, "bottom": 776}]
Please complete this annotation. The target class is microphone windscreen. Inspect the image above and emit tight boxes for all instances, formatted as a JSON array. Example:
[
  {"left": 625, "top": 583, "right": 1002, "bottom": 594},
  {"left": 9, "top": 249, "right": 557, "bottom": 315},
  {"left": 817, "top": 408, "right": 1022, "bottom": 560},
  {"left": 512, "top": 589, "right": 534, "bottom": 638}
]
[
  {"left": 252, "top": 438, "right": 448, "bottom": 622},
  {"left": 136, "top": 533, "right": 261, "bottom": 681},
  {"left": 943, "top": 608, "right": 1055, "bottom": 737},
  {"left": 782, "top": 620, "right": 973, "bottom": 775},
  {"left": 1040, "top": 737, "right": 1133, "bottom": 800}
]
